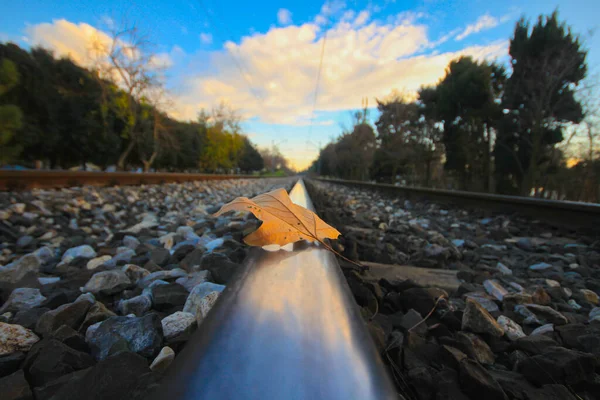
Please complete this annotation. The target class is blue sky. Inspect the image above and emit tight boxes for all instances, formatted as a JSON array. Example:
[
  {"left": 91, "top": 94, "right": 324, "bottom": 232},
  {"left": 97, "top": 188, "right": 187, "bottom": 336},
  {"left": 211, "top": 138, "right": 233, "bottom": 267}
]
[{"left": 1, "top": 0, "right": 599, "bottom": 170}]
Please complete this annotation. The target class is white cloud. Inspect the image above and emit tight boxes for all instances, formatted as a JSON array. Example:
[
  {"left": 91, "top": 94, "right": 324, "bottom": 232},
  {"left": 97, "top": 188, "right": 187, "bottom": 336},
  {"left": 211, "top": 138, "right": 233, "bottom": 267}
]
[
  {"left": 26, "top": 19, "right": 113, "bottom": 66},
  {"left": 169, "top": 10, "right": 507, "bottom": 124},
  {"left": 25, "top": 19, "right": 174, "bottom": 85},
  {"left": 456, "top": 14, "right": 499, "bottom": 41},
  {"left": 200, "top": 33, "right": 213, "bottom": 44},
  {"left": 23, "top": 12, "right": 508, "bottom": 128},
  {"left": 100, "top": 16, "right": 115, "bottom": 29},
  {"left": 316, "top": 0, "right": 347, "bottom": 25},
  {"left": 277, "top": 9, "right": 292, "bottom": 25},
  {"left": 354, "top": 11, "right": 370, "bottom": 26}
]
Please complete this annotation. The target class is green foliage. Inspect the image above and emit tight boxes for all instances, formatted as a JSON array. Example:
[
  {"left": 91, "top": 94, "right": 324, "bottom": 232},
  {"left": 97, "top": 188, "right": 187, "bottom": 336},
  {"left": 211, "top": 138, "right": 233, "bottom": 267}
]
[
  {"left": 495, "top": 10, "right": 587, "bottom": 194},
  {"left": 0, "top": 59, "right": 20, "bottom": 95},
  {"left": 260, "top": 169, "right": 288, "bottom": 177},
  {"left": 312, "top": 10, "right": 590, "bottom": 199},
  {"left": 238, "top": 137, "right": 264, "bottom": 172},
  {"left": 312, "top": 120, "right": 376, "bottom": 180},
  {"left": 371, "top": 94, "right": 442, "bottom": 185},
  {"left": 422, "top": 56, "right": 505, "bottom": 190},
  {"left": 0, "top": 59, "right": 23, "bottom": 163},
  {"left": 0, "top": 43, "right": 264, "bottom": 172}
]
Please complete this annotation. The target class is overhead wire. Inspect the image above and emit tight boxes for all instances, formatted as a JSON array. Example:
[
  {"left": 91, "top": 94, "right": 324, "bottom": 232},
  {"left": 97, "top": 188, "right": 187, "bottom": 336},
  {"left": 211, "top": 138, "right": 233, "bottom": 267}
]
[
  {"left": 195, "top": 0, "right": 301, "bottom": 163},
  {"left": 306, "top": 2, "right": 332, "bottom": 170},
  {"left": 197, "top": 0, "right": 336, "bottom": 169},
  {"left": 307, "top": 21, "right": 329, "bottom": 140}
]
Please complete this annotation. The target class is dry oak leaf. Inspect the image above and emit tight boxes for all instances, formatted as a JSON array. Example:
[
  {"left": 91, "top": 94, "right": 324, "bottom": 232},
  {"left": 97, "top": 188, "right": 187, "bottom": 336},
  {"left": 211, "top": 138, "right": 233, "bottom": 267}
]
[{"left": 213, "top": 188, "right": 341, "bottom": 247}]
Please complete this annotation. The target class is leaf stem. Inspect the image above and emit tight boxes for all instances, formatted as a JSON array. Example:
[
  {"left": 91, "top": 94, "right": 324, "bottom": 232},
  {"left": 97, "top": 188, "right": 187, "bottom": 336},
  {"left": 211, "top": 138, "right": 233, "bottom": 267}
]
[
  {"left": 408, "top": 297, "right": 442, "bottom": 332},
  {"left": 316, "top": 239, "right": 368, "bottom": 271}
]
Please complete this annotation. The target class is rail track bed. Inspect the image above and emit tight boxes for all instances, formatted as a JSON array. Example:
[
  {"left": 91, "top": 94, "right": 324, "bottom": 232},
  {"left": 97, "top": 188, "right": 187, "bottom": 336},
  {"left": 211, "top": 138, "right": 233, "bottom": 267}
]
[
  {"left": 0, "top": 177, "right": 599, "bottom": 400},
  {"left": 305, "top": 178, "right": 600, "bottom": 400},
  {"left": 0, "top": 171, "right": 259, "bottom": 191}
]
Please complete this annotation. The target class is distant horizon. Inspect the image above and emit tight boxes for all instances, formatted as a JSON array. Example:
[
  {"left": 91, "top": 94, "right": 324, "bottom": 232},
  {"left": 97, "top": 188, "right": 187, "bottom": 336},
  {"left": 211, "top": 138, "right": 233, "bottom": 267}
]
[{"left": 1, "top": 0, "right": 598, "bottom": 170}]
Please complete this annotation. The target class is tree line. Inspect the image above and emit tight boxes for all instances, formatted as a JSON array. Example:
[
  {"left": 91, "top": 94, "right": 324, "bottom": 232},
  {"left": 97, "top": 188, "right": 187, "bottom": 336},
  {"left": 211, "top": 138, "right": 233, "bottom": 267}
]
[
  {"left": 0, "top": 27, "right": 266, "bottom": 173},
  {"left": 310, "top": 11, "right": 599, "bottom": 202}
]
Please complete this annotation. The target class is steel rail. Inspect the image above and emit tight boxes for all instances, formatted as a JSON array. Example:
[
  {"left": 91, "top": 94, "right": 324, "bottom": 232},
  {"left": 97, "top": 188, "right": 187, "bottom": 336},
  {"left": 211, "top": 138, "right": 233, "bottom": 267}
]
[
  {"left": 0, "top": 171, "right": 260, "bottom": 190},
  {"left": 315, "top": 178, "right": 600, "bottom": 231},
  {"left": 151, "top": 179, "right": 396, "bottom": 400}
]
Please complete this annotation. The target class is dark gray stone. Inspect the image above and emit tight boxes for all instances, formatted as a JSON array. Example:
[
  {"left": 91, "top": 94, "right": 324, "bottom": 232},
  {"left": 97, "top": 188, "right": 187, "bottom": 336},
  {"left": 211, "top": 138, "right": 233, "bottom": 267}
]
[
  {"left": 0, "top": 369, "right": 33, "bottom": 400},
  {"left": 151, "top": 283, "right": 188, "bottom": 311},
  {"left": 36, "top": 300, "right": 91, "bottom": 336},
  {"left": 459, "top": 359, "right": 508, "bottom": 400},
  {"left": 148, "top": 248, "right": 170, "bottom": 267},
  {"left": 455, "top": 332, "right": 495, "bottom": 365},
  {"left": 488, "top": 370, "right": 537, "bottom": 400},
  {"left": 87, "top": 314, "right": 163, "bottom": 361},
  {"left": 399, "top": 309, "right": 425, "bottom": 335},
  {"left": 517, "top": 346, "right": 597, "bottom": 386},
  {"left": 52, "top": 325, "right": 89, "bottom": 353},
  {"left": 79, "top": 302, "right": 116, "bottom": 333},
  {"left": 12, "top": 308, "right": 50, "bottom": 330},
  {"left": 82, "top": 270, "right": 131, "bottom": 296},
  {"left": 48, "top": 352, "right": 154, "bottom": 400},
  {"left": 179, "top": 248, "right": 206, "bottom": 271},
  {"left": 525, "top": 384, "right": 578, "bottom": 399},
  {"left": 118, "top": 295, "right": 152, "bottom": 316},
  {"left": 199, "top": 253, "right": 239, "bottom": 284},
  {"left": 0, "top": 352, "right": 25, "bottom": 378},
  {"left": 512, "top": 335, "right": 558, "bottom": 355},
  {"left": 33, "top": 368, "right": 90, "bottom": 400},
  {"left": 26, "top": 339, "right": 94, "bottom": 387}
]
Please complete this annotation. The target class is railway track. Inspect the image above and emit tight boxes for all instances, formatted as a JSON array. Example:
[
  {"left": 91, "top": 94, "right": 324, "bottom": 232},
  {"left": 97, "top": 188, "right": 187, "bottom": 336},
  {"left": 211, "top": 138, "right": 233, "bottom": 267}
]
[
  {"left": 0, "top": 170, "right": 259, "bottom": 190},
  {"left": 317, "top": 178, "right": 600, "bottom": 232},
  {"left": 3, "top": 170, "right": 598, "bottom": 234},
  {"left": 1, "top": 176, "right": 599, "bottom": 399},
  {"left": 152, "top": 179, "right": 396, "bottom": 399}
]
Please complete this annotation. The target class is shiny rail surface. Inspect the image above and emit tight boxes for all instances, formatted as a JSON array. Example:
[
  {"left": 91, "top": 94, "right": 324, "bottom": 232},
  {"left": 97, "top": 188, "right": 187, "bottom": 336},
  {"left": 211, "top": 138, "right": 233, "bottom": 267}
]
[
  {"left": 151, "top": 179, "right": 396, "bottom": 400},
  {"left": 0, "top": 171, "right": 259, "bottom": 190},
  {"left": 316, "top": 178, "right": 600, "bottom": 231}
]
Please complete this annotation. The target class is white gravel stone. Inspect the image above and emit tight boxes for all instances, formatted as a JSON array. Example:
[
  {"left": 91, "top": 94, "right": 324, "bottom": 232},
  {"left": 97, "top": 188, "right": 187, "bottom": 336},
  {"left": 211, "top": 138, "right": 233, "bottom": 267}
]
[
  {"left": 10, "top": 203, "right": 26, "bottom": 214},
  {"left": 150, "top": 346, "right": 175, "bottom": 373},
  {"left": 497, "top": 315, "right": 526, "bottom": 341},
  {"left": 0, "top": 322, "right": 40, "bottom": 355},
  {"left": 121, "top": 264, "right": 150, "bottom": 283},
  {"left": 205, "top": 238, "right": 224, "bottom": 252},
  {"left": 125, "top": 213, "right": 159, "bottom": 234},
  {"left": 496, "top": 262, "right": 512, "bottom": 275},
  {"left": 568, "top": 299, "right": 582, "bottom": 310},
  {"left": 76, "top": 293, "right": 96, "bottom": 304},
  {"left": 545, "top": 279, "right": 560, "bottom": 288},
  {"left": 86, "top": 255, "right": 112, "bottom": 270},
  {"left": 529, "top": 262, "right": 552, "bottom": 271},
  {"left": 161, "top": 311, "right": 196, "bottom": 340},
  {"left": 195, "top": 291, "right": 221, "bottom": 325},
  {"left": 589, "top": 307, "right": 600, "bottom": 323},
  {"left": 38, "top": 276, "right": 60, "bottom": 285},
  {"left": 530, "top": 324, "right": 554, "bottom": 336},
  {"left": 62, "top": 245, "right": 96, "bottom": 260},
  {"left": 483, "top": 280, "right": 508, "bottom": 301},
  {"left": 183, "top": 282, "right": 225, "bottom": 316}
]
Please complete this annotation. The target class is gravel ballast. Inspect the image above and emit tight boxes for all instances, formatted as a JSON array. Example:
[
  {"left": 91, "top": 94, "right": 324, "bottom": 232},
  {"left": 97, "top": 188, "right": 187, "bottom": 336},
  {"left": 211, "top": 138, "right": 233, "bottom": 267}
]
[
  {"left": 306, "top": 179, "right": 600, "bottom": 400},
  {"left": 0, "top": 178, "right": 293, "bottom": 400}
]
